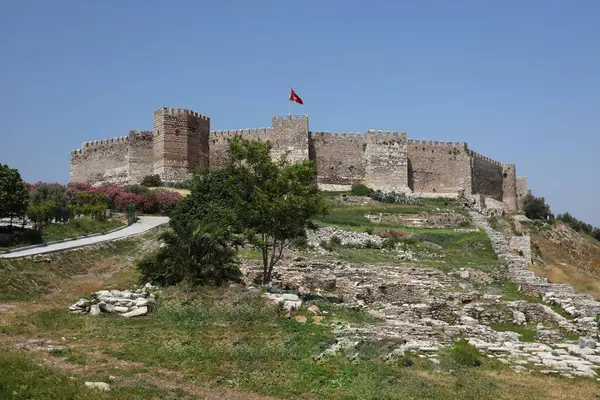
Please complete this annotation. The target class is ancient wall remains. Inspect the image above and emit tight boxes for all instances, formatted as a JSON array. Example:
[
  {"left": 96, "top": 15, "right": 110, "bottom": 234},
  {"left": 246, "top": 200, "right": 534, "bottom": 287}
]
[
  {"left": 208, "top": 128, "right": 272, "bottom": 169},
  {"left": 153, "top": 107, "right": 210, "bottom": 182},
  {"left": 471, "top": 152, "right": 503, "bottom": 201},
  {"left": 364, "top": 131, "right": 408, "bottom": 191},
  {"left": 502, "top": 164, "right": 518, "bottom": 212},
  {"left": 70, "top": 137, "right": 130, "bottom": 184},
  {"left": 310, "top": 132, "right": 366, "bottom": 185},
  {"left": 516, "top": 176, "right": 528, "bottom": 211},
  {"left": 127, "top": 130, "right": 154, "bottom": 183},
  {"left": 406, "top": 140, "right": 471, "bottom": 195},
  {"left": 266, "top": 115, "right": 309, "bottom": 162},
  {"left": 69, "top": 107, "right": 526, "bottom": 213}
]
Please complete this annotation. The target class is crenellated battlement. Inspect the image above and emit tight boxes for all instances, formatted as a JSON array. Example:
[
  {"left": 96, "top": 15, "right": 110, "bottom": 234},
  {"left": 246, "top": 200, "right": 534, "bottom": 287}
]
[
  {"left": 70, "top": 107, "right": 523, "bottom": 212},
  {"left": 272, "top": 114, "right": 308, "bottom": 123},
  {"left": 407, "top": 138, "right": 469, "bottom": 151},
  {"left": 470, "top": 151, "right": 501, "bottom": 166},
  {"left": 209, "top": 127, "right": 273, "bottom": 138},
  {"left": 153, "top": 106, "right": 210, "bottom": 121}
]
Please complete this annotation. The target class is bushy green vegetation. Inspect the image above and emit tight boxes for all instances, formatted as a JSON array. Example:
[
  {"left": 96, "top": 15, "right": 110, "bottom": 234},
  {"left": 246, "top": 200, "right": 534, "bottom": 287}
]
[
  {"left": 42, "top": 217, "right": 124, "bottom": 242},
  {"left": 140, "top": 174, "right": 162, "bottom": 187},
  {"left": 522, "top": 192, "right": 552, "bottom": 221},
  {"left": 0, "top": 164, "right": 29, "bottom": 229},
  {"left": 556, "top": 212, "right": 600, "bottom": 242},
  {"left": 445, "top": 339, "right": 482, "bottom": 367},
  {"left": 141, "top": 135, "right": 328, "bottom": 286},
  {"left": 350, "top": 183, "right": 371, "bottom": 196}
]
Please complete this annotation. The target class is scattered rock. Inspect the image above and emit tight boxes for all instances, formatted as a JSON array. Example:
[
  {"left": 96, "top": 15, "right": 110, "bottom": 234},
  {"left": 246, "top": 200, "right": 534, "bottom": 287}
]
[
  {"left": 294, "top": 315, "right": 307, "bottom": 323},
  {"left": 121, "top": 306, "right": 148, "bottom": 318},
  {"left": 68, "top": 284, "right": 158, "bottom": 317},
  {"left": 312, "top": 316, "right": 325, "bottom": 324},
  {"left": 308, "top": 304, "right": 320, "bottom": 314},
  {"left": 84, "top": 382, "right": 110, "bottom": 391}
]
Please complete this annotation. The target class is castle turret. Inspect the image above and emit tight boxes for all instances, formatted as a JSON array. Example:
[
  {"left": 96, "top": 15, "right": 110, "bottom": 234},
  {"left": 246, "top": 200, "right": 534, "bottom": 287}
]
[
  {"left": 502, "top": 163, "right": 518, "bottom": 212},
  {"left": 153, "top": 107, "right": 210, "bottom": 182},
  {"left": 267, "top": 115, "right": 310, "bottom": 162}
]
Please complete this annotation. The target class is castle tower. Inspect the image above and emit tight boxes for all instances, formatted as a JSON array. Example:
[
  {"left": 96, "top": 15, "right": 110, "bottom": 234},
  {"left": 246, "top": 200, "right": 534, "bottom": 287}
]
[
  {"left": 502, "top": 163, "right": 518, "bottom": 212},
  {"left": 153, "top": 107, "right": 210, "bottom": 182},
  {"left": 267, "top": 115, "right": 310, "bottom": 162}
]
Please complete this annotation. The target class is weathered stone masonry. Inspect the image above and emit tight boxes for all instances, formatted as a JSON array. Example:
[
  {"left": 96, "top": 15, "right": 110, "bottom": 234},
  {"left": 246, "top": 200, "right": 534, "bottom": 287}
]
[{"left": 70, "top": 106, "right": 526, "bottom": 211}]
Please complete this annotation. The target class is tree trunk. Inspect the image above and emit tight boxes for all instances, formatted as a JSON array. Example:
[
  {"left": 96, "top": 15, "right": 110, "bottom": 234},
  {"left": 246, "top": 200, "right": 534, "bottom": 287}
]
[{"left": 261, "top": 233, "right": 269, "bottom": 285}]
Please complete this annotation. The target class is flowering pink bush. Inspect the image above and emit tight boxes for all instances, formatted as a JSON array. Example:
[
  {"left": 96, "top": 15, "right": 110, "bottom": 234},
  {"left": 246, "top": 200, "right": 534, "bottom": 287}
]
[
  {"left": 23, "top": 181, "right": 182, "bottom": 215},
  {"left": 113, "top": 192, "right": 144, "bottom": 211},
  {"left": 154, "top": 190, "right": 183, "bottom": 213}
]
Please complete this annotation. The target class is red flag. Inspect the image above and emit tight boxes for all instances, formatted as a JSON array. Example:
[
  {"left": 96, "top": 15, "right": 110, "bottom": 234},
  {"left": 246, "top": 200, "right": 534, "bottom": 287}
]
[{"left": 289, "top": 88, "right": 303, "bottom": 104}]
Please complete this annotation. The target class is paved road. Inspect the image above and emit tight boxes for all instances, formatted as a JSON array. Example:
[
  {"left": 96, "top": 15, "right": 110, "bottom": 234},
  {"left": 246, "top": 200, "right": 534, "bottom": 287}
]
[{"left": 0, "top": 216, "right": 169, "bottom": 259}]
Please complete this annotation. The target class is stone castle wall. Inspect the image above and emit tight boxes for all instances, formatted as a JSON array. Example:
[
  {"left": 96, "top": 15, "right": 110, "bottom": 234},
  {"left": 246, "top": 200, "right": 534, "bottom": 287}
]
[
  {"left": 516, "top": 176, "right": 528, "bottom": 211},
  {"left": 310, "top": 132, "right": 366, "bottom": 185},
  {"left": 127, "top": 130, "right": 154, "bottom": 183},
  {"left": 153, "top": 107, "right": 210, "bottom": 182},
  {"left": 471, "top": 152, "right": 503, "bottom": 201},
  {"left": 70, "top": 106, "right": 526, "bottom": 210},
  {"left": 70, "top": 136, "right": 130, "bottom": 185},
  {"left": 406, "top": 140, "right": 472, "bottom": 195}
]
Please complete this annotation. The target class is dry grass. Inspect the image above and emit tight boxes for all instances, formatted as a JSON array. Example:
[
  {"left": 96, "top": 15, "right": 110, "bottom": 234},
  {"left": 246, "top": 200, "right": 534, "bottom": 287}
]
[{"left": 150, "top": 186, "right": 191, "bottom": 196}]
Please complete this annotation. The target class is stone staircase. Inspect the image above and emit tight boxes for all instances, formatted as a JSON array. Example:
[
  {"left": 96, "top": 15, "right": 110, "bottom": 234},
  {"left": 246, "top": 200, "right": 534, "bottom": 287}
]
[{"left": 470, "top": 212, "right": 600, "bottom": 337}]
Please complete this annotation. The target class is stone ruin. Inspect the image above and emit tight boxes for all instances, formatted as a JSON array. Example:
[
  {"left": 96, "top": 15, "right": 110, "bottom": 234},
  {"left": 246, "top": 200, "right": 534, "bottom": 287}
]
[{"left": 68, "top": 283, "right": 158, "bottom": 318}]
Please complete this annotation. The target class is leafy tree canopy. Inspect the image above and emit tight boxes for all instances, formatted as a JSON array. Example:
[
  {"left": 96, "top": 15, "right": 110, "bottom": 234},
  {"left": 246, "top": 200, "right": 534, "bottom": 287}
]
[{"left": 0, "top": 164, "right": 29, "bottom": 228}]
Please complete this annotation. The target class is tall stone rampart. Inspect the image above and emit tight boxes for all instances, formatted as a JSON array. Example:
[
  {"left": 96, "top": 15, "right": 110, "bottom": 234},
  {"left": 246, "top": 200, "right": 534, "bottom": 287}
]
[
  {"left": 406, "top": 140, "right": 471, "bottom": 195},
  {"left": 153, "top": 107, "right": 210, "bottom": 182},
  {"left": 364, "top": 131, "right": 408, "bottom": 191},
  {"left": 127, "top": 130, "right": 154, "bottom": 183},
  {"left": 70, "top": 137, "right": 130, "bottom": 185},
  {"left": 69, "top": 107, "right": 526, "bottom": 212},
  {"left": 502, "top": 164, "right": 518, "bottom": 212},
  {"left": 516, "top": 176, "right": 528, "bottom": 211},
  {"left": 310, "top": 132, "right": 366, "bottom": 186},
  {"left": 471, "top": 151, "right": 503, "bottom": 201}
]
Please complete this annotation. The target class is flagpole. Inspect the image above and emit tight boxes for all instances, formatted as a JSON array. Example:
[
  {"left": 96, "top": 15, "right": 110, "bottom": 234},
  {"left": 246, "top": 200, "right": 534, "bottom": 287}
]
[{"left": 288, "top": 85, "right": 291, "bottom": 116}]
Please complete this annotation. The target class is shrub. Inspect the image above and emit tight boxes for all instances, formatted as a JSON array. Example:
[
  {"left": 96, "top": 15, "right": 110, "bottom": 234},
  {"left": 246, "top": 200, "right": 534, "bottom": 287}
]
[
  {"left": 351, "top": 184, "right": 372, "bottom": 196},
  {"left": 364, "top": 226, "right": 374, "bottom": 235},
  {"left": 522, "top": 192, "right": 552, "bottom": 220},
  {"left": 140, "top": 174, "right": 162, "bottom": 187},
  {"left": 447, "top": 339, "right": 481, "bottom": 367},
  {"left": 113, "top": 192, "right": 144, "bottom": 212},
  {"left": 124, "top": 184, "right": 152, "bottom": 196},
  {"left": 370, "top": 190, "right": 424, "bottom": 206},
  {"left": 138, "top": 222, "right": 242, "bottom": 286},
  {"left": 458, "top": 219, "right": 472, "bottom": 228},
  {"left": 154, "top": 190, "right": 183, "bottom": 214},
  {"left": 330, "top": 235, "right": 342, "bottom": 247},
  {"left": 291, "top": 235, "right": 308, "bottom": 249}
]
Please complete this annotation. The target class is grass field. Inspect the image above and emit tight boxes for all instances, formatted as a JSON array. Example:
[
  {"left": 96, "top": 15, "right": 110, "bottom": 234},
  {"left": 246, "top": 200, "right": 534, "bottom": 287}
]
[{"left": 2, "top": 283, "right": 598, "bottom": 400}]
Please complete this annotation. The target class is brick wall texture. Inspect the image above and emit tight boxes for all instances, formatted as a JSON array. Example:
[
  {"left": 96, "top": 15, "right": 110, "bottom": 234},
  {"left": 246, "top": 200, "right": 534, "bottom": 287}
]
[{"left": 70, "top": 106, "right": 526, "bottom": 209}]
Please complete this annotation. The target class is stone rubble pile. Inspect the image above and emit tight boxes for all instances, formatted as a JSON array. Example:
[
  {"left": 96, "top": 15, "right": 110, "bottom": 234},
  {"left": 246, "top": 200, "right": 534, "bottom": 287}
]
[
  {"left": 469, "top": 211, "right": 600, "bottom": 337},
  {"left": 68, "top": 283, "right": 158, "bottom": 318},
  {"left": 242, "top": 258, "right": 600, "bottom": 378},
  {"left": 264, "top": 292, "right": 303, "bottom": 312},
  {"left": 307, "top": 227, "right": 384, "bottom": 248}
]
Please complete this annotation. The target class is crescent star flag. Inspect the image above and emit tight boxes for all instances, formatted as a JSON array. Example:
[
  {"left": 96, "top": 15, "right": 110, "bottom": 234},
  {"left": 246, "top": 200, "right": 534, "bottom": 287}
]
[{"left": 289, "top": 88, "right": 303, "bottom": 104}]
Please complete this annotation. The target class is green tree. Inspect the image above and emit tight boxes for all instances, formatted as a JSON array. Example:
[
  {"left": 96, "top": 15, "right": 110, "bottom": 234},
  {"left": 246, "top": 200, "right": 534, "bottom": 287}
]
[
  {"left": 0, "top": 164, "right": 29, "bottom": 231},
  {"left": 138, "top": 221, "right": 241, "bottom": 286},
  {"left": 225, "top": 136, "right": 329, "bottom": 284},
  {"left": 29, "top": 183, "right": 70, "bottom": 224},
  {"left": 149, "top": 135, "right": 328, "bottom": 286},
  {"left": 522, "top": 192, "right": 552, "bottom": 220}
]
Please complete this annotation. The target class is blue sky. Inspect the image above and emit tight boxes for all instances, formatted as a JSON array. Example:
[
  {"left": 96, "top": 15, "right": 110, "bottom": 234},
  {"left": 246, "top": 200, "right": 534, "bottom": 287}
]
[{"left": 1, "top": 1, "right": 599, "bottom": 225}]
